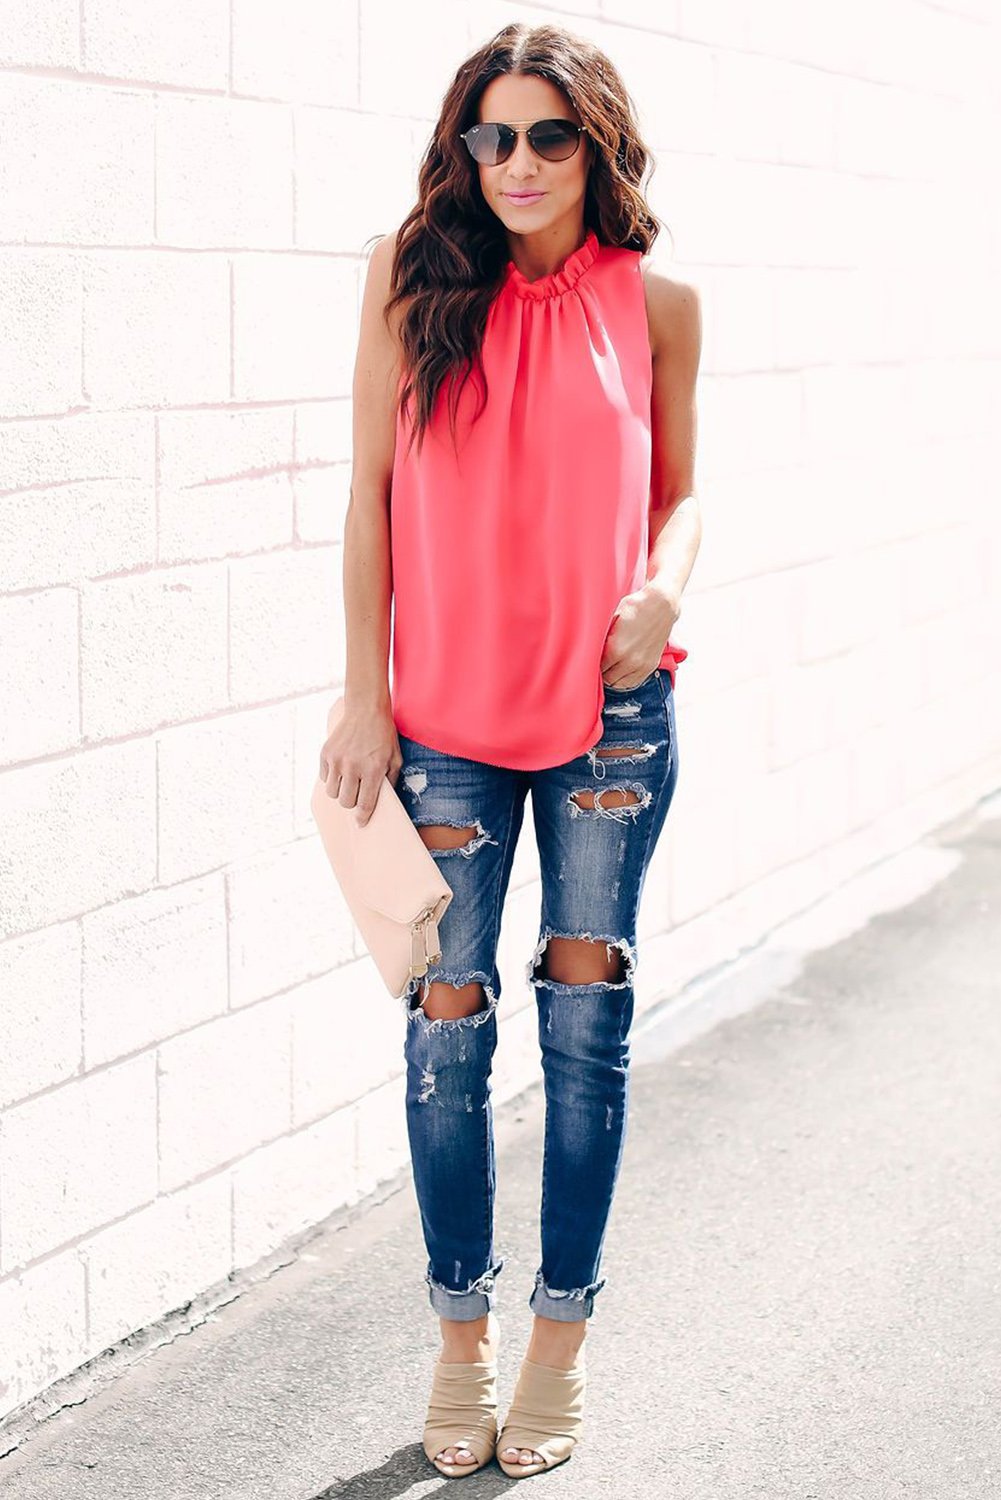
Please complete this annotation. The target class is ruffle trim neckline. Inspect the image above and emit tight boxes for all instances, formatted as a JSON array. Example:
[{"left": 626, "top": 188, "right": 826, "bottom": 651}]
[{"left": 503, "top": 227, "right": 600, "bottom": 300}]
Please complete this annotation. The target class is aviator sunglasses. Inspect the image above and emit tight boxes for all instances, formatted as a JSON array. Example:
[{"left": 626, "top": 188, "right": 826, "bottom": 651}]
[{"left": 460, "top": 118, "right": 587, "bottom": 166}]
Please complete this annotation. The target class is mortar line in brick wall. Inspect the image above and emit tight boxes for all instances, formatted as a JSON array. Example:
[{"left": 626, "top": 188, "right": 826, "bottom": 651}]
[
  {"left": 356, "top": 0, "right": 362, "bottom": 102},
  {"left": 154, "top": 730, "right": 161, "bottom": 912},
  {"left": 224, "top": 863, "right": 233, "bottom": 1011},
  {"left": 0, "top": 1184, "right": 160, "bottom": 1279},
  {"left": 155, "top": 1045, "right": 163, "bottom": 1196},
  {"left": 351, "top": 1091, "right": 361, "bottom": 1185},
  {"left": 228, "top": 256, "right": 235, "bottom": 399},
  {"left": 76, "top": 917, "right": 85, "bottom": 1074},
  {"left": 0, "top": 1158, "right": 381, "bottom": 1445},
  {"left": 0, "top": 959, "right": 363, "bottom": 1118},
  {"left": 288, "top": 1013, "right": 295, "bottom": 1129},
  {"left": 1, "top": 241, "right": 386, "bottom": 261},
  {"left": 291, "top": 106, "right": 298, "bottom": 248},
  {"left": 0, "top": 1098, "right": 363, "bottom": 1283},
  {"left": 0, "top": 56, "right": 984, "bottom": 110},
  {"left": 0, "top": 828, "right": 325, "bottom": 942},
  {"left": 0, "top": 1045, "right": 138, "bottom": 1115},
  {"left": 292, "top": 407, "right": 301, "bottom": 542},
  {"left": 83, "top": 1252, "right": 91, "bottom": 1349},
  {"left": 0, "top": 542, "right": 332, "bottom": 598},
  {"left": 513, "top": 3, "right": 991, "bottom": 93},
  {"left": 176, "top": 464, "right": 303, "bottom": 488},
  {"left": 0, "top": 692, "right": 316, "bottom": 771},
  {"left": 152, "top": 94, "right": 158, "bottom": 242},
  {"left": 0, "top": 68, "right": 351, "bottom": 103},
  {"left": 76, "top": 584, "right": 83, "bottom": 743},
  {"left": 0, "top": 396, "right": 343, "bottom": 430},
  {"left": 225, "top": 560, "right": 232, "bottom": 716},
  {"left": 153, "top": 413, "right": 160, "bottom": 562},
  {"left": 79, "top": 258, "right": 87, "bottom": 400},
  {"left": 289, "top": 666, "right": 298, "bottom": 846}
]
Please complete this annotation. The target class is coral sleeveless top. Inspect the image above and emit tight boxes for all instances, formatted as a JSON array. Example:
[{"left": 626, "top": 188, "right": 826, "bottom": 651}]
[{"left": 389, "top": 225, "right": 688, "bottom": 771}]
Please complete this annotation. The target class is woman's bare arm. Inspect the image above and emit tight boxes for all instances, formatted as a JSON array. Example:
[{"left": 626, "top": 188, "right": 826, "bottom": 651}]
[
  {"left": 319, "top": 231, "right": 406, "bottom": 823},
  {"left": 342, "top": 230, "right": 403, "bottom": 711}
]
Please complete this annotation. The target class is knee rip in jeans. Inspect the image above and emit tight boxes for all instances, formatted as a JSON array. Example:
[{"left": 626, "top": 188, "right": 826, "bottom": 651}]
[
  {"left": 406, "top": 975, "right": 499, "bottom": 1106},
  {"left": 526, "top": 930, "right": 637, "bottom": 992},
  {"left": 404, "top": 970, "right": 499, "bottom": 1035}
]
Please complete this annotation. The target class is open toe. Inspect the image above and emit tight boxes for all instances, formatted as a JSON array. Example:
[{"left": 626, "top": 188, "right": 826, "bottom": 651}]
[
  {"left": 422, "top": 1356, "right": 499, "bottom": 1478},
  {"left": 496, "top": 1356, "right": 586, "bottom": 1479}
]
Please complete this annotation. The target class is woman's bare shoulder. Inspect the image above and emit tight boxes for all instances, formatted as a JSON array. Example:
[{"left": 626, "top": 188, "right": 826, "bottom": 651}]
[
  {"left": 362, "top": 227, "right": 412, "bottom": 343},
  {"left": 639, "top": 250, "right": 702, "bottom": 361}
]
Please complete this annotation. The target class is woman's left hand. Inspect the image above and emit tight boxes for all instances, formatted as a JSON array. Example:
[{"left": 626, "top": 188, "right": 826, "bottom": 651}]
[{"left": 600, "top": 581, "right": 680, "bottom": 690}]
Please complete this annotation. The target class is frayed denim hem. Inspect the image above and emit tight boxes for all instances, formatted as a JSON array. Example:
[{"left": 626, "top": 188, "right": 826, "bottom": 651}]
[
  {"left": 528, "top": 1268, "right": 606, "bottom": 1322},
  {"left": 426, "top": 1257, "right": 505, "bottom": 1321}
]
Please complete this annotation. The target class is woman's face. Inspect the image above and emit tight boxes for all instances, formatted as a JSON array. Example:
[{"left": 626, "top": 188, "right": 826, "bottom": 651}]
[{"left": 472, "top": 73, "right": 592, "bottom": 241}]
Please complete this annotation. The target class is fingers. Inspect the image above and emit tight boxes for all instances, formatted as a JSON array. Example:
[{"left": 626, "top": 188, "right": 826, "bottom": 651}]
[
  {"left": 319, "top": 734, "right": 399, "bottom": 827},
  {"left": 335, "top": 769, "right": 361, "bottom": 811},
  {"left": 319, "top": 761, "right": 379, "bottom": 827},
  {"left": 351, "top": 798, "right": 378, "bottom": 834}
]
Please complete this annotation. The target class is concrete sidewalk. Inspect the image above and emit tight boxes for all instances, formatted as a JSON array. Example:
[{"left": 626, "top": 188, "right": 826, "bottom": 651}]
[{"left": 2, "top": 794, "right": 999, "bottom": 1499}]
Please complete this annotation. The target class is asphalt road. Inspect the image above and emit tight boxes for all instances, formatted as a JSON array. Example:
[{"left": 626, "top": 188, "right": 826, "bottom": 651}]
[{"left": 2, "top": 794, "right": 999, "bottom": 1499}]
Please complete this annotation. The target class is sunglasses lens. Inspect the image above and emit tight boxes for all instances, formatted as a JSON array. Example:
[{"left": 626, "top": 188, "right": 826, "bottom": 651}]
[
  {"left": 465, "top": 120, "right": 580, "bottom": 165},
  {"left": 467, "top": 124, "right": 511, "bottom": 165},
  {"left": 530, "top": 120, "right": 580, "bottom": 160}
]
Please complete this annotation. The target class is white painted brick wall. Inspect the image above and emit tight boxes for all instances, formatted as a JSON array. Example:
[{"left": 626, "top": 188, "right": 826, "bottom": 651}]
[
  {"left": 2, "top": 1055, "right": 159, "bottom": 1269},
  {"left": 157, "top": 1000, "right": 293, "bottom": 1190},
  {"left": 2, "top": 0, "right": 1001, "bottom": 1429}
]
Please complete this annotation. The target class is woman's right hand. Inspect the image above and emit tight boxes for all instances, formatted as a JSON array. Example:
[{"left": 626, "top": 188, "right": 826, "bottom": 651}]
[{"left": 317, "top": 701, "right": 403, "bottom": 828}]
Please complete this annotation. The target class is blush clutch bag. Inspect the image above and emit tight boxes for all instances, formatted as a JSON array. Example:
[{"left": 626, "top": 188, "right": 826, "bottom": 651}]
[{"left": 309, "top": 696, "right": 453, "bottom": 1000}]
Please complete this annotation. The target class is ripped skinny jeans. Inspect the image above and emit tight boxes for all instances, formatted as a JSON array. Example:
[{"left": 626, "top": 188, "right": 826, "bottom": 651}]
[{"left": 396, "top": 668, "right": 678, "bottom": 1323}]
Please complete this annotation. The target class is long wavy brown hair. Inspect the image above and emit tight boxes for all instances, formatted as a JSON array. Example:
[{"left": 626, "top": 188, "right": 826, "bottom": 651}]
[{"left": 366, "top": 22, "right": 670, "bottom": 461}]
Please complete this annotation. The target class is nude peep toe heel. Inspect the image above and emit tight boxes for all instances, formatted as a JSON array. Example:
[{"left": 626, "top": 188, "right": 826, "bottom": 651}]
[
  {"left": 422, "top": 1349, "right": 499, "bottom": 1479},
  {"left": 496, "top": 1354, "right": 586, "bottom": 1479}
]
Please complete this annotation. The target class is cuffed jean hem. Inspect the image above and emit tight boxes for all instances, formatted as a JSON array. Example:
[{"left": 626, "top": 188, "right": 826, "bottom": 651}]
[
  {"left": 528, "top": 1269, "right": 607, "bottom": 1322},
  {"left": 426, "top": 1257, "right": 505, "bottom": 1322}
]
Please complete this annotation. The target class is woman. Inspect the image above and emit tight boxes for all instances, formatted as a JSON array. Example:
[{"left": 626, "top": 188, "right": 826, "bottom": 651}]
[{"left": 319, "top": 21, "right": 701, "bottom": 1482}]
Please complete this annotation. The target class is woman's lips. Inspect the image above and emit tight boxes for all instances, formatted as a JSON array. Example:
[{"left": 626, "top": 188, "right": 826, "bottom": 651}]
[{"left": 505, "top": 192, "right": 545, "bottom": 204}]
